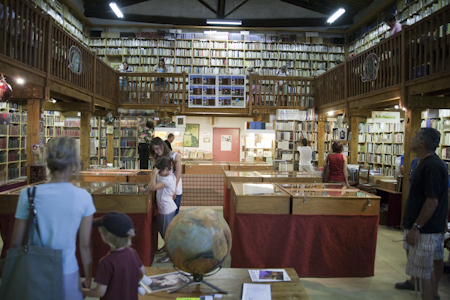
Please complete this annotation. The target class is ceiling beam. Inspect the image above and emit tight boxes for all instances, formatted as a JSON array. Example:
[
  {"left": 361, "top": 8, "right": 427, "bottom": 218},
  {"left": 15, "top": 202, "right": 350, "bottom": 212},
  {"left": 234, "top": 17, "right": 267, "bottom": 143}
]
[
  {"left": 217, "top": 0, "right": 225, "bottom": 18},
  {"left": 409, "top": 96, "right": 450, "bottom": 109},
  {"left": 280, "top": 0, "right": 335, "bottom": 15},
  {"left": 197, "top": 0, "right": 217, "bottom": 14},
  {"left": 84, "top": 11, "right": 333, "bottom": 27},
  {"left": 225, "top": 0, "right": 249, "bottom": 17}
]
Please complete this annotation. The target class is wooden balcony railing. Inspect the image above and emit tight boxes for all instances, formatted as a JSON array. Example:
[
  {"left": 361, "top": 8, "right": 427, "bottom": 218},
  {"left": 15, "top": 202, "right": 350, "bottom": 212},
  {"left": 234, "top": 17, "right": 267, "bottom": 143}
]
[
  {"left": 0, "top": 0, "right": 49, "bottom": 73},
  {"left": 0, "top": 0, "right": 118, "bottom": 106},
  {"left": 405, "top": 4, "right": 450, "bottom": 81},
  {"left": 314, "top": 63, "right": 345, "bottom": 107},
  {"left": 347, "top": 33, "right": 402, "bottom": 99},
  {"left": 249, "top": 75, "right": 314, "bottom": 108},
  {"left": 119, "top": 73, "right": 187, "bottom": 105}
]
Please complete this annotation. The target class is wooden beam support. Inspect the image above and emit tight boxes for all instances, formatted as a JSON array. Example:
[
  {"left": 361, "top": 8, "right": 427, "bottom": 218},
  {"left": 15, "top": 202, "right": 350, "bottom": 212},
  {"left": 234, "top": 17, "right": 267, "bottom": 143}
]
[
  {"left": 402, "top": 106, "right": 421, "bottom": 219},
  {"left": 49, "top": 81, "right": 92, "bottom": 103},
  {"left": 349, "top": 117, "right": 359, "bottom": 164},
  {"left": 107, "top": 133, "right": 114, "bottom": 165},
  {"left": 348, "top": 89, "right": 401, "bottom": 108},
  {"left": 43, "top": 101, "right": 90, "bottom": 111},
  {"left": 0, "top": 57, "right": 46, "bottom": 87},
  {"left": 26, "top": 99, "right": 41, "bottom": 169},
  {"left": 349, "top": 108, "right": 372, "bottom": 118},
  {"left": 409, "top": 96, "right": 450, "bottom": 108},
  {"left": 406, "top": 71, "right": 450, "bottom": 95},
  {"left": 10, "top": 85, "right": 44, "bottom": 99},
  {"left": 80, "top": 109, "right": 91, "bottom": 170},
  {"left": 317, "top": 121, "right": 325, "bottom": 167}
]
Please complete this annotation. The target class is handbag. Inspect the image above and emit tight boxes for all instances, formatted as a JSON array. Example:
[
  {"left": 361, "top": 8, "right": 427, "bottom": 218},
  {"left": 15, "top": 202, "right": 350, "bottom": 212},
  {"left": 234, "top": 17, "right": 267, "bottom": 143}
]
[
  {"left": 0, "top": 186, "right": 63, "bottom": 300},
  {"left": 322, "top": 155, "right": 330, "bottom": 183}
]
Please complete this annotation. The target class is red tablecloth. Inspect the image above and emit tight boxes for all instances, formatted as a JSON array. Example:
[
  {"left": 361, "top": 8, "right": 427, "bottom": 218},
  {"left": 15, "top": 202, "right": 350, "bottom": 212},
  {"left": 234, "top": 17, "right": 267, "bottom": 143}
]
[
  {"left": 228, "top": 204, "right": 379, "bottom": 277},
  {"left": 1, "top": 207, "right": 158, "bottom": 276}
]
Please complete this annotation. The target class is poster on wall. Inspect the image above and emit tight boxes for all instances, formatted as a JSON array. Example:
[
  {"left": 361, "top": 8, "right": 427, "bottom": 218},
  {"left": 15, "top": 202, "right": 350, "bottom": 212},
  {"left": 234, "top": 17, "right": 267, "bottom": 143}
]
[
  {"left": 221, "top": 135, "right": 232, "bottom": 151},
  {"left": 203, "top": 133, "right": 210, "bottom": 143},
  {"left": 183, "top": 124, "right": 199, "bottom": 147}
]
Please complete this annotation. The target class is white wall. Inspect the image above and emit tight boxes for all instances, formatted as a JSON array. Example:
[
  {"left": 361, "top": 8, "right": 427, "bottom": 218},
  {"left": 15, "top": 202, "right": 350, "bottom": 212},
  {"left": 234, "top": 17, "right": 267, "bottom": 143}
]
[{"left": 177, "top": 116, "right": 253, "bottom": 161}]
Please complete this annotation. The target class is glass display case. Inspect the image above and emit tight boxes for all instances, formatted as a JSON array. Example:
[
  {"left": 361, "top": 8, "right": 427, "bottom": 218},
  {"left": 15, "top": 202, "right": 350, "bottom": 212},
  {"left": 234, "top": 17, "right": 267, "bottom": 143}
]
[
  {"left": 244, "top": 130, "right": 275, "bottom": 164},
  {"left": 231, "top": 182, "right": 291, "bottom": 214},
  {"left": 93, "top": 183, "right": 152, "bottom": 213},
  {"left": 254, "top": 171, "right": 321, "bottom": 183}
]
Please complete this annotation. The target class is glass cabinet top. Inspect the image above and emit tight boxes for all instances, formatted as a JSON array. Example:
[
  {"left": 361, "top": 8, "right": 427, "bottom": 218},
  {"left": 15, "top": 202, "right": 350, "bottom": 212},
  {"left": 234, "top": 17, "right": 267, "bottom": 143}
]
[
  {"left": 79, "top": 171, "right": 130, "bottom": 176},
  {"left": 277, "top": 183, "right": 357, "bottom": 190},
  {"left": 185, "top": 161, "right": 228, "bottom": 166},
  {"left": 235, "top": 183, "right": 287, "bottom": 196},
  {"left": 255, "top": 171, "right": 317, "bottom": 178},
  {"left": 288, "top": 190, "right": 374, "bottom": 198},
  {"left": 224, "top": 171, "right": 260, "bottom": 177},
  {"left": 95, "top": 183, "right": 149, "bottom": 195},
  {"left": 71, "top": 181, "right": 110, "bottom": 193}
]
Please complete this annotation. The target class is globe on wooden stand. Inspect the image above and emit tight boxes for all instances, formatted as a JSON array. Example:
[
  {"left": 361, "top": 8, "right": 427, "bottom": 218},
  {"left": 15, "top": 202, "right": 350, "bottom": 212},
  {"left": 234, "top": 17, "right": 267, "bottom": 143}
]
[{"left": 165, "top": 207, "right": 232, "bottom": 294}]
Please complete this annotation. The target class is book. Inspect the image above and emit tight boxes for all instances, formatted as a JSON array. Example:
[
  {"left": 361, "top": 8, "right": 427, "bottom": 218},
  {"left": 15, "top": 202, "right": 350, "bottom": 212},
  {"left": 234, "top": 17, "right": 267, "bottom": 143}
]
[
  {"left": 248, "top": 269, "right": 291, "bottom": 282},
  {"left": 241, "top": 283, "right": 271, "bottom": 300},
  {"left": 140, "top": 271, "right": 191, "bottom": 293}
]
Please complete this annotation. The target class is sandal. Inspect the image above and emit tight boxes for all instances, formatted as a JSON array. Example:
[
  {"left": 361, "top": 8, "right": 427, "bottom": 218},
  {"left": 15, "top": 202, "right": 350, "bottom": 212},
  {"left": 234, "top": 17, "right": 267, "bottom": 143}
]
[
  {"left": 156, "top": 256, "right": 170, "bottom": 263},
  {"left": 156, "top": 246, "right": 166, "bottom": 254}
]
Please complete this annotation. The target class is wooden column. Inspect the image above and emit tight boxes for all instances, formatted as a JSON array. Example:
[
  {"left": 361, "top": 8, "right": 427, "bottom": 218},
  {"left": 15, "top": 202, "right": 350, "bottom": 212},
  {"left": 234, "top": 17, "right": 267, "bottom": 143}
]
[
  {"left": 107, "top": 133, "right": 114, "bottom": 165},
  {"left": 401, "top": 106, "right": 421, "bottom": 218},
  {"left": 26, "top": 98, "right": 41, "bottom": 166},
  {"left": 80, "top": 109, "right": 91, "bottom": 170},
  {"left": 317, "top": 121, "right": 325, "bottom": 167},
  {"left": 349, "top": 117, "right": 359, "bottom": 164}
]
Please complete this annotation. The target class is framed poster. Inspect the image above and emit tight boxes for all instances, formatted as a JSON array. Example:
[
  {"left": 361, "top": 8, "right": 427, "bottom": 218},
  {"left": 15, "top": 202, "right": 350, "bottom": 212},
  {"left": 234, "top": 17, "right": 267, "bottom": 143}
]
[{"left": 183, "top": 124, "right": 199, "bottom": 147}]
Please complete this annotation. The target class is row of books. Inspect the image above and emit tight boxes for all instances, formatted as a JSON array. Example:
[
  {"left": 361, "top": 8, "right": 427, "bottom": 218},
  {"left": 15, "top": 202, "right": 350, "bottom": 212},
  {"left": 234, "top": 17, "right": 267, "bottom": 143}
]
[{"left": 121, "top": 140, "right": 137, "bottom": 147}]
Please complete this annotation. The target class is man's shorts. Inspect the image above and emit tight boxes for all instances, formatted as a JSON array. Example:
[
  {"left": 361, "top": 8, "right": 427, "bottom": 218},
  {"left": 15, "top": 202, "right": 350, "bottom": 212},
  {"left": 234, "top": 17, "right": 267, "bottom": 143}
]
[
  {"left": 404, "top": 230, "right": 442, "bottom": 279},
  {"left": 403, "top": 231, "right": 444, "bottom": 260}
]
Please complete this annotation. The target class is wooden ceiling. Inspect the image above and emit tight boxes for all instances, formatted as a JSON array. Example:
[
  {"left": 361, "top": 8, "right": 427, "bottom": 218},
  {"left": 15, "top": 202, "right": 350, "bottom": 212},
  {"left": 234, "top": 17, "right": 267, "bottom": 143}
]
[{"left": 83, "top": 0, "right": 376, "bottom": 27}]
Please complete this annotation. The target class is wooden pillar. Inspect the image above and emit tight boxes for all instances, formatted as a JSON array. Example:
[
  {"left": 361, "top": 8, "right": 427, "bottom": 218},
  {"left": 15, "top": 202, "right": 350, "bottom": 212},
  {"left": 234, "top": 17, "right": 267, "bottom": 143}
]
[
  {"left": 349, "top": 117, "right": 359, "bottom": 164},
  {"left": 402, "top": 106, "right": 421, "bottom": 218},
  {"left": 26, "top": 98, "right": 41, "bottom": 166},
  {"left": 317, "top": 121, "right": 325, "bottom": 167},
  {"left": 107, "top": 133, "right": 114, "bottom": 164},
  {"left": 80, "top": 109, "right": 91, "bottom": 170}
]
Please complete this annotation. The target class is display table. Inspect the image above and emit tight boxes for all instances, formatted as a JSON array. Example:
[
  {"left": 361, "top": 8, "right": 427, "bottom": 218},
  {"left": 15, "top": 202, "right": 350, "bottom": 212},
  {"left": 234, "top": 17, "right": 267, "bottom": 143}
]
[
  {"left": 77, "top": 170, "right": 135, "bottom": 182},
  {"left": 139, "top": 267, "right": 310, "bottom": 300},
  {"left": 223, "top": 171, "right": 262, "bottom": 222},
  {"left": 228, "top": 162, "right": 274, "bottom": 171},
  {"left": 0, "top": 182, "right": 158, "bottom": 276},
  {"left": 228, "top": 183, "right": 380, "bottom": 277},
  {"left": 255, "top": 171, "right": 321, "bottom": 183}
]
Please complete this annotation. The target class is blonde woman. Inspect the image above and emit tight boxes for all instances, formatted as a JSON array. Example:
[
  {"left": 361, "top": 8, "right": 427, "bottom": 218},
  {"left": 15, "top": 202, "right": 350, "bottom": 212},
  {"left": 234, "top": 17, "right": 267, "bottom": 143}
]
[{"left": 11, "top": 136, "right": 96, "bottom": 300}]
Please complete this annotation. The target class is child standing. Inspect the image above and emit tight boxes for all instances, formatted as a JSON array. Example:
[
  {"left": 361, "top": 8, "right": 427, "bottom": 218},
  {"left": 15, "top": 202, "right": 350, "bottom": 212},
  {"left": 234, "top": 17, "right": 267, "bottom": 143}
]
[
  {"left": 149, "top": 156, "right": 177, "bottom": 263},
  {"left": 83, "top": 212, "right": 145, "bottom": 300}
]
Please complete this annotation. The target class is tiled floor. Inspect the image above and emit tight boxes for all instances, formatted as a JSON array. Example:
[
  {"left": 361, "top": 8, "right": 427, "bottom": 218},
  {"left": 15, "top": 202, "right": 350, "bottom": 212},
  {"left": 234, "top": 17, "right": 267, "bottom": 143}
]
[{"left": 2, "top": 206, "right": 450, "bottom": 299}]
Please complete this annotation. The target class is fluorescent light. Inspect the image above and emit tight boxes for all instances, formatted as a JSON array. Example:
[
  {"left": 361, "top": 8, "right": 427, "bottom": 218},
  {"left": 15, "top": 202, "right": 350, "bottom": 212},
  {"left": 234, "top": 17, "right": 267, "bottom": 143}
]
[
  {"left": 16, "top": 78, "right": 25, "bottom": 85},
  {"left": 394, "top": 105, "right": 399, "bottom": 109},
  {"left": 328, "top": 111, "right": 334, "bottom": 116},
  {"left": 240, "top": 31, "right": 250, "bottom": 35},
  {"left": 207, "top": 19, "right": 242, "bottom": 25},
  {"left": 204, "top": 30, "right": 217, "bottom": 35},
  {"left": 327, "top": 8, "right": 345, "bottom": 24},
  {"left": 109, "top": 3, "right": 124, "bottom": 18}
]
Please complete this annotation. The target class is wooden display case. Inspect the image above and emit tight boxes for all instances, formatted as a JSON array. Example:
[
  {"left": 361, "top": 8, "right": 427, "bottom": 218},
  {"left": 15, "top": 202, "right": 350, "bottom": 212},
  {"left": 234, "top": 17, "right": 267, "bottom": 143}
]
[
  {"left": 275, "top": 182, "right": 358, "bottom": 190},
  {"left": 231, "top": 182, "right": 291, "bottom": 214},
  {"left": 228, "top": 162, "right": 273, "bottom": 171},
  {"left": 93, "top": 183, "right": 152, "bottom": 213},
  {"left": 255, "top": 171, "right": 321, "bottom": 183},
  {"left": 128, "top": 170, "right": 152, "bottom": 183},
  {"left": 184, "top": 161, "right": 229, "bottom": 174},
  {"left": 224, "top": 171, "right": 262, "bottom": 189},
  {"left": 284, "top": 187, "right": 380, "bottom": 215}
]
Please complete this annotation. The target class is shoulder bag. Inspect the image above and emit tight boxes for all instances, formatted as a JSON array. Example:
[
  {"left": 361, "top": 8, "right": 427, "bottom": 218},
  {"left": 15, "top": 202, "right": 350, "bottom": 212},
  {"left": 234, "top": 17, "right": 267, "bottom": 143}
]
[
  {"left": 0, "top": 186, "right": 63, "bottom": 300},
  {"left": 322, "top": 155, "right": 330, "bottom": 183}
]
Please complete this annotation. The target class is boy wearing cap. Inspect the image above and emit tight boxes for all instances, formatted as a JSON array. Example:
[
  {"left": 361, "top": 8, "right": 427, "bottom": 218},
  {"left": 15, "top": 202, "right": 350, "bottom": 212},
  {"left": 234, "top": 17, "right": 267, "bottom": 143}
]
[{"left": 83, "top": 212, "right": 146, "bottom": 300}]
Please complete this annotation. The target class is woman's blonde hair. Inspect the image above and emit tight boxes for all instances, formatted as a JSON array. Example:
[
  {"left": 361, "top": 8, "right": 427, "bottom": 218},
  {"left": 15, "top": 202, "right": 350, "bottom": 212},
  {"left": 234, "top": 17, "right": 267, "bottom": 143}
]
[
  {"left": 45, "top": 136, "right": 80, "bottom": 175},
  {"left": 99, "top": 226, "right": 135, "bottom": 250}
]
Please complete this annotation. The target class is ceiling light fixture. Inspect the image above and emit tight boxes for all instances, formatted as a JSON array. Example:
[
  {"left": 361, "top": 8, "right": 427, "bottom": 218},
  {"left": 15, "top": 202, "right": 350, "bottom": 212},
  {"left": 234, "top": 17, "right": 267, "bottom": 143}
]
[
  {"left": 109, "top": 3, "right": 124, "bottom": 18},
  {"left": 16, "top": 78, "right": 25, "bottom": 85},
  {"left": 206, "top": 19, "right": 242, "bottom": 26},
  {"left": 327, "top": 8, "right": 345, "bottom": 24},
  {"left": 394, "top": 105, "right": 399, "bottom": 109},
  {"left": 328, "top": 111, "right": 334, "bottom": 116}
]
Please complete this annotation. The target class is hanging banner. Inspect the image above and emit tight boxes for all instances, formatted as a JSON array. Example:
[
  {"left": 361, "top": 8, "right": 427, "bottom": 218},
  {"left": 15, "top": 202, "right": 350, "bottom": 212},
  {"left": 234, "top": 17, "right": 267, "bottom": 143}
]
[{"left": 371, "top": 111, "right": 400, "bottom": 123}]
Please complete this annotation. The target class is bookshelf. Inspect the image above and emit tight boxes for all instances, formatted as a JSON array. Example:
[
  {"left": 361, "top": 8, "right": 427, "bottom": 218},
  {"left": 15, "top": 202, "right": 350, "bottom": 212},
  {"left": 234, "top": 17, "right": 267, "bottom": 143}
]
[
  {"left": 89, "top": 32, "right": 345, "bottom": 77},
  {"left": 421, "top": 109, "right": 450, "bottom": 170},
  {"left": 44, "top": 111, "right": 64, "bottom": 143},
  {"left": 357, "top": 119, "right": 404, "bottom": 176},
  {"left": 0, "top": 102, "right": 27, "bottom": 182},
  {"left": 244, "top": 129, "right": 275, "bottom": 164},
  {"left": 89, "top": 117, "right": 108, "bottom": 166},
  {"left": 348, "top": 0, "right": 449, "bottom": 55},
  {"left": 119, "top": 116, "right": 138, "bottom": 169}
]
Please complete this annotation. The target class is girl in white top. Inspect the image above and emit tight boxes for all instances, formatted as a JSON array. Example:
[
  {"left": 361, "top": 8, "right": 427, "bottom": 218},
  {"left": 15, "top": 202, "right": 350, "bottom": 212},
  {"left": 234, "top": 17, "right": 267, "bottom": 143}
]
[
  {"left": 297, "top": 138, "right": 314, "bottom": 173},
  {"left": 149, "top": 156, "right": 177, "bottom": 263}
]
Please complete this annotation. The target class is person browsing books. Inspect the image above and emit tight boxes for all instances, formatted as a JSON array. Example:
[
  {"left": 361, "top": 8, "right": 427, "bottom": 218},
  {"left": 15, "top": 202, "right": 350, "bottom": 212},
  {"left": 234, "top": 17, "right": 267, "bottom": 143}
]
[
  {"left": 297, "top": 138, "right": 314, "bottom": 173},
  {"left": 164, "top": 133, "right": 174, "bottom": 151},
  {"left": 83, "top": 212, "right": 146, "bottom": 300},
  {"left": 149, "top": 156, "right": 177, "bottom": 263},
  {"left": 137, "top": 120, "right": 154, "bottom": 169},
  {"left": 327, "top": 141, "right": 349, "bottom": 186},
  {"left": 10, "top": 136, "right": 96, "bottom": 300}
]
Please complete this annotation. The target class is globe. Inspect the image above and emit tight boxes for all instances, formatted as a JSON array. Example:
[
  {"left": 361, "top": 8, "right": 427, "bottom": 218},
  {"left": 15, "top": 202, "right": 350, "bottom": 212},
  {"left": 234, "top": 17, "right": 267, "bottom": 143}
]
[{"left": 165, "top": 207, "right": 232, "bottom": 276}]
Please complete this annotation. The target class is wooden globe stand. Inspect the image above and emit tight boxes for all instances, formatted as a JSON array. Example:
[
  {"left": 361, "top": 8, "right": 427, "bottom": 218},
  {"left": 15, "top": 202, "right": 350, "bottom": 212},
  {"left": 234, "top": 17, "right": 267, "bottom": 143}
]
[{"left": 167, "top": 270, "right": 228, "bottom": 294}]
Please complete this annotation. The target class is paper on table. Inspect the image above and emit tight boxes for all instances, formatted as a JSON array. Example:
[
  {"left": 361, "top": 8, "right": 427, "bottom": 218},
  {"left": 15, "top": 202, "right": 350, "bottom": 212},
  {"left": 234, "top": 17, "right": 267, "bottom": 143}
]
[
  {"left": 248, "top": 269, "right": 291, "bottom": 282},
  {"left": 241, "top": 283, "right": 271, "bottom": 300}
]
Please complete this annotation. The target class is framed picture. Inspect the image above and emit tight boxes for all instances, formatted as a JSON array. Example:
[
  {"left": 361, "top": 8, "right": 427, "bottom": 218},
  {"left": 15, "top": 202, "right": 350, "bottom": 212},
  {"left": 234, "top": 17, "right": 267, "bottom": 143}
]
[
  {"left": 176, "top": 115, "right": 186, "bottom": 128},
  {"left": 183, "top": 124, "right": 199, "bottom": 147}
]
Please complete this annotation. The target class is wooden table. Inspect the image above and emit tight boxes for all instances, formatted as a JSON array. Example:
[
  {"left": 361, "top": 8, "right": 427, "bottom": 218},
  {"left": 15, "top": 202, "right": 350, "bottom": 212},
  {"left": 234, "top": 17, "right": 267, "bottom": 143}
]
[
  {"left": 139, "top": 267, "right": 310, "bottom": 300},
  {"left": 375, "top": 186, "right": 402, "bottom": 227}
]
